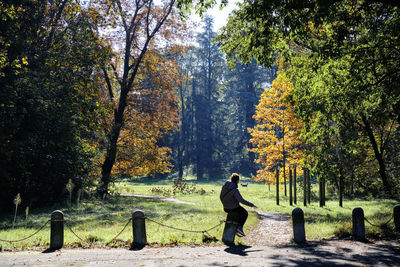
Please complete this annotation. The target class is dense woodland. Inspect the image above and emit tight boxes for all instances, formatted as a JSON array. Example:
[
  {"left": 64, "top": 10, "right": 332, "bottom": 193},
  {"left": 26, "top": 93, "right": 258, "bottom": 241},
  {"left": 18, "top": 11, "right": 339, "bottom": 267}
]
[{"left": 1, "top": 0, "right": 399, "bottom": 212}]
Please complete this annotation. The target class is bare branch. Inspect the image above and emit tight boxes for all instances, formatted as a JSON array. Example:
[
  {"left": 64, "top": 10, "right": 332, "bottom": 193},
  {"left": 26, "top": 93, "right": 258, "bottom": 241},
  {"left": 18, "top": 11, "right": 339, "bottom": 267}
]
[
  {"left": 145, "top": 0, "right": 153, "bottom": 37},
  {"left": 46, "top": 0, "right": 69, "bottom": 49},
  {"left": 102, "top": 67, "right": 114, "bottom": 101},
  {"left": 115, "top": 0, "right": 128, "bottom": 32},
  {"left": 111, "top": 63, "right": 122, "bottom": 86}
]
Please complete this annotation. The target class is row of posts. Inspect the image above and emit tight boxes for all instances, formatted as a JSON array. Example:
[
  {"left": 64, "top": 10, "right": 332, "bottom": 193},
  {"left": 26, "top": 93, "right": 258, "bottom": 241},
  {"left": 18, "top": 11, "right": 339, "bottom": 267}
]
[
  {"left": 49, "top": 210, "right": 146, "bottom": 250},
  {"left": 291, "top": 205, "right": 400, "bottom": 243},
  {"left": 49, "top": 205, "right": 400, "bottom": 249}
]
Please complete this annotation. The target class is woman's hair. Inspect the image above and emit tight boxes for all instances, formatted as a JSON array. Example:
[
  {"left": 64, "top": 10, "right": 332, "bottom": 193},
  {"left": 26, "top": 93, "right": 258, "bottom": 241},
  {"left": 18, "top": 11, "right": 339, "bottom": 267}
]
[{"left": 230, "top": 173, "right": 240, "bottom": 183}]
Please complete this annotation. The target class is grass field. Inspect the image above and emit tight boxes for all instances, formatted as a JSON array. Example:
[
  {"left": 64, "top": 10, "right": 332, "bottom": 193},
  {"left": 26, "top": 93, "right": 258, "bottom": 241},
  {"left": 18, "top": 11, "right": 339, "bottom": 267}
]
[{"left": 0, "top": 176, "right": 398, "bottom": 251}]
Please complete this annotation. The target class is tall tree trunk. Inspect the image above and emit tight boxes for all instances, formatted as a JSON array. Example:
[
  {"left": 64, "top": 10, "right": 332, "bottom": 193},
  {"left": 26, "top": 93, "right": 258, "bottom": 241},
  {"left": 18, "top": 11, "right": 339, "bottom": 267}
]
[
  {"left": 339, "top": 169, "right": 344, "bottom": 207},
  {"left": 245, "top": 81, "right": 257, "bottom": 174},
  {"left": 351, "top": 171, "right": 354, "bottom": 197},
  {"left": 177, "top": 84, "right": 186, "bottom": 180},
  {"left": 289, "top": 169, "right": 292, "bottom": 206},
  {"left": 276, "top": 168, "right": 279, "bottom": 205},
  {"left": 319, "top": 176, "right": 323, "bottom": 207},
  {"left": 294, "top": 167, "right": 297, "bottom": 205},
  {"left": 307, "top": 169, "right": 311, "bottom": 204},
  {"left": 303, "top": 168, "right": 307, "bottom": 207},
  {"left": 361, "top": 115, "right": 393, "bottom": 197},
  {"left": 99, "top": 87, "right": 128, "bottom": 196}
]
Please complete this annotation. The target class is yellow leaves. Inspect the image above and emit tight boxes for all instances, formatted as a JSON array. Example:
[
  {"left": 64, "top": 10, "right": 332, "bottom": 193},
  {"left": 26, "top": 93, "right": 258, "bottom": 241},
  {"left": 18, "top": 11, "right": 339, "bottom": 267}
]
[{"left": 249, "top": 71, "right": 305, "bottom": 183}]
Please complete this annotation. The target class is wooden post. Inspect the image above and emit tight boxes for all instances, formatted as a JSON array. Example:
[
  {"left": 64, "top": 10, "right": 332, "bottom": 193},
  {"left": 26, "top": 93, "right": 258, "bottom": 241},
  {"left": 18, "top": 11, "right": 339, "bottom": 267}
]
[
  {"left": 132, "top": 210, "right": 146, "bottom": 248},
  {"left": 292, "top": 208, "right": 306, "bottom": 243},
  {"left": 394, "top": 205, "right": 400, "bottom": 232},
  {"left": 289, "top": 169, "right": 293, "bottom": 206},
  {"left": 222, "top": 212, "right": 240, "bottom": 245},
  {"left": 50, "top": 210, "right": 64, "bottom": 250},
  {"left": 294, "top": 167, "right": 297, "bottom": 205},
  {"left": 352, "top": 207, "right": 365, "bottom": 241},
  {"left": 276, "top": 168, "right": 279, "bottom": 206},
  {"left": 303, "top": 168, "right": 307, "bottom": 207}
]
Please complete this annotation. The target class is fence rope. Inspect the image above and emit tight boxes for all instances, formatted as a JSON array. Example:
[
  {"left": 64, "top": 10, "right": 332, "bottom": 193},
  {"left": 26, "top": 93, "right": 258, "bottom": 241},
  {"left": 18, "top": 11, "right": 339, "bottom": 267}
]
[
  {"left": 107, "top": 218, "right": 132, "bottom": 243},
  {"left": 145, "top": 217, "right": 225, "bottom": 234},
  {"left": 64, "top": 220, "right": 84, "bottom": 242},
  {"left": 0, "top": 220, "right": 49, "bottom": 243},
  {"left": 364, "top": 214, "right": 394, "bottom": 227},
  {"left": 0, "top": 215, "right": 229, "bottom": 244}
]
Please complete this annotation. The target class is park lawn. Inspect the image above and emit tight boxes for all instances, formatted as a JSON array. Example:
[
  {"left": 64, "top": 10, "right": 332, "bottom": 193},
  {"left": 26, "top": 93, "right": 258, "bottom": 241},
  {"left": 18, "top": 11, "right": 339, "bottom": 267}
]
[
  {"left": 1, "top": 177, "right": 398, "bottom": 251},
  {"left": 117, "top": 177, "right": 399, "bottom": 240},
  {"left": 0, "top": 179, "right": 256, "bottom": 251}
]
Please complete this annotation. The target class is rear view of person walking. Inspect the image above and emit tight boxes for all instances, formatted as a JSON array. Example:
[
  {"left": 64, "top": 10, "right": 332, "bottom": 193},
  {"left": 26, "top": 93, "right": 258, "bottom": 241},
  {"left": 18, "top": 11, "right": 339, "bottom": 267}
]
[{"left": 220, "top": 173, "right": 258, "bottom": 236}]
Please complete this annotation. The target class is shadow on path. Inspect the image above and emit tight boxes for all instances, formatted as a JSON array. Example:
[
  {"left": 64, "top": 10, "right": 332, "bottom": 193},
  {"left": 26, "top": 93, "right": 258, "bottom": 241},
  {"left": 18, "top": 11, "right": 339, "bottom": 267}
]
[
  {"left": 256, "top": 212, "right": 290, "bottom": 222},
  {"left": 268, "top": 239, "right": 400, "bottom": 266},
  {"left": 224, "top": 245, "right": 263, "bottom": 256}
]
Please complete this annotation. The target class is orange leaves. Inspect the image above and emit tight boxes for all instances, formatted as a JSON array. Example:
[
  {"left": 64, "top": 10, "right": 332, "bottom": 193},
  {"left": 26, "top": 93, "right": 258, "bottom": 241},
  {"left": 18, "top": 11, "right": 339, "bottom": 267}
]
[
  {"left": 112, "top": 47, "right": 183, "bottom": 176},
  {"left": 249, "top": 72, "right": 304, "bottom": 183}
]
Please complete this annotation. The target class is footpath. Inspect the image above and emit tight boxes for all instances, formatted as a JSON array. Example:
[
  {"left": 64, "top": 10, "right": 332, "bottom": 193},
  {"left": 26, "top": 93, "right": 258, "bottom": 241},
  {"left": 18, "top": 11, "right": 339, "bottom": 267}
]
[
  {"left": 1, "top": 210, "right": 400, "bottom": 266},
  {"left": 1, "top": 240, "right": 399, "bottom": 266}
]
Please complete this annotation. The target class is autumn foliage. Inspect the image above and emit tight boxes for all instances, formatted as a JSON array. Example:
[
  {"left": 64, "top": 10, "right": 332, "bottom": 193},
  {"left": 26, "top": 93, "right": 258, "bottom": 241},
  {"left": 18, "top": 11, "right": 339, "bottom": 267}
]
[
  {"left": 249, "top": 72, "right": 304, "bottom": 185},
  {"left": 113, "top": 48, "right": 183, "bottom": 176}
]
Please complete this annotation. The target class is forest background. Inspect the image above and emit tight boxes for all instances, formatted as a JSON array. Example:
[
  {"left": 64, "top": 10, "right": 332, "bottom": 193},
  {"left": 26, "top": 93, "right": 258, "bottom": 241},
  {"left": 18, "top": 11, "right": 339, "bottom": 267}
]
[{"left": 1, "top": 0, "right": 399, "bottom": 213}]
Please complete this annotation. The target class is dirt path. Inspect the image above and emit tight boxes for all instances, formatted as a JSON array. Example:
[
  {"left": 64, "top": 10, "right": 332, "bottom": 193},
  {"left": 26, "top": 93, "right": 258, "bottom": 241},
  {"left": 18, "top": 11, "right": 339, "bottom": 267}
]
[{"left": 244, "top": 210, "right": 292, "bottom": 246}]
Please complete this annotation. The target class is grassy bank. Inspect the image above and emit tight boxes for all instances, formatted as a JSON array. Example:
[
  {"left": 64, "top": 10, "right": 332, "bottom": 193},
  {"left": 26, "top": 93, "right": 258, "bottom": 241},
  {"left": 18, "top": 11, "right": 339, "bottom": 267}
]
[{"left": 0, "top": 177, "right": 398, "bottom": 251}]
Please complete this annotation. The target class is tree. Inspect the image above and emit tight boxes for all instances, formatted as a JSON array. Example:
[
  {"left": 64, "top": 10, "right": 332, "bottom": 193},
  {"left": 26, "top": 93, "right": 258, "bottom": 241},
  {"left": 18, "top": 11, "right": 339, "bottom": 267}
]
[
  {"left": 249, "top": 71, "right": 304, "bottom": 194},
  {"left": 0, "top": 0, "right": 108, "bottom": 211},
  {"left": 192, "top": 16, "right": 226, "bottom": 179},
  {"left": 222, "top": 60, "right": 277, "bottom": 176},
  {"left": 112, "top": 47, "right": 183, "bottom": 177},
  {"left": 97, "top": 0, "right": 185, "bottom": 195},
  {"left": 216, "top": 0, "right": 400, "bottom": 198}
]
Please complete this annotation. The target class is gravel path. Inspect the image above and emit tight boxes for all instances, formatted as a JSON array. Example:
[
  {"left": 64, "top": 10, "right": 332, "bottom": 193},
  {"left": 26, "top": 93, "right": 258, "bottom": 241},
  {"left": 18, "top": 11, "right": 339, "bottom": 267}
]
[
  {"left": 1, "top": 241, "right": 400, "bottom": 266},
  {"left": 244, "top": 210, "right": 292, "bottom": 246}
]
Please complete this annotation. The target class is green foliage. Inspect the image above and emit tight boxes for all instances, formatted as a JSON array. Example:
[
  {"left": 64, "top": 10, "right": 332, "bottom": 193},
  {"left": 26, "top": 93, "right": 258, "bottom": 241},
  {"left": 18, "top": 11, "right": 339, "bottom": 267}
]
[
  {"left": 217, "top": 0, "right": 400, "bottom": 198},
  {"left": 0, "top": 0, "right": 110, "bottom": 211}
]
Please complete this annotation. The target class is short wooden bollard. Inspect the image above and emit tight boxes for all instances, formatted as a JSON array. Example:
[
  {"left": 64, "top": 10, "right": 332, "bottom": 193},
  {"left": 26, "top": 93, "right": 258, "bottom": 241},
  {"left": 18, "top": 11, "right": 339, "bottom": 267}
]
[
  {"left": 222, "top": 212, "right": 240, "bottom": 245},
  {"left": 132, "top": 210, "right": 146, "bottom": 248},
  {"left": 50, "top": 210, "right": 64, "bottom": 250},
  {"left": 292, "top": 208, "right": 306, "bottom": 243},
  {"left": 352, "top": 207, "right": 365, "bottom": 241},
  {"left": 394, "top": 205, "right": 400, "bottom": 232}
]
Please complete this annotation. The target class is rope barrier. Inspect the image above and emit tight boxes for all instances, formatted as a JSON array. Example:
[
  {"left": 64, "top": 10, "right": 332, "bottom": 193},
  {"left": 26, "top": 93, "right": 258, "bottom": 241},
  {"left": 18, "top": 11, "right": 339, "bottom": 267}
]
[
  {"left": 107, "top": 218, "right": 132, "bottom": 243},
  {"left": 0, "top": 220, "right": 50, "bottom": 243},
  {"left": 64, "top": 221, "right": 84, "bottom": 242},
  {"left": 145, "top": 217, "right": 225, "bottom": 234},
  {"left": 364, "top": 214, "right": 394, "bottom": 227}
]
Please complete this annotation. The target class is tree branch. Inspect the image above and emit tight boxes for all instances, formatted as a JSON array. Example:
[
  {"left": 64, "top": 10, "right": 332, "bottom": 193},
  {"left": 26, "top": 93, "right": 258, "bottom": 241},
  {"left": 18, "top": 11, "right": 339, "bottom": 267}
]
[{"left": 102, "top": 67, "right": 114, "bottom": 101}]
